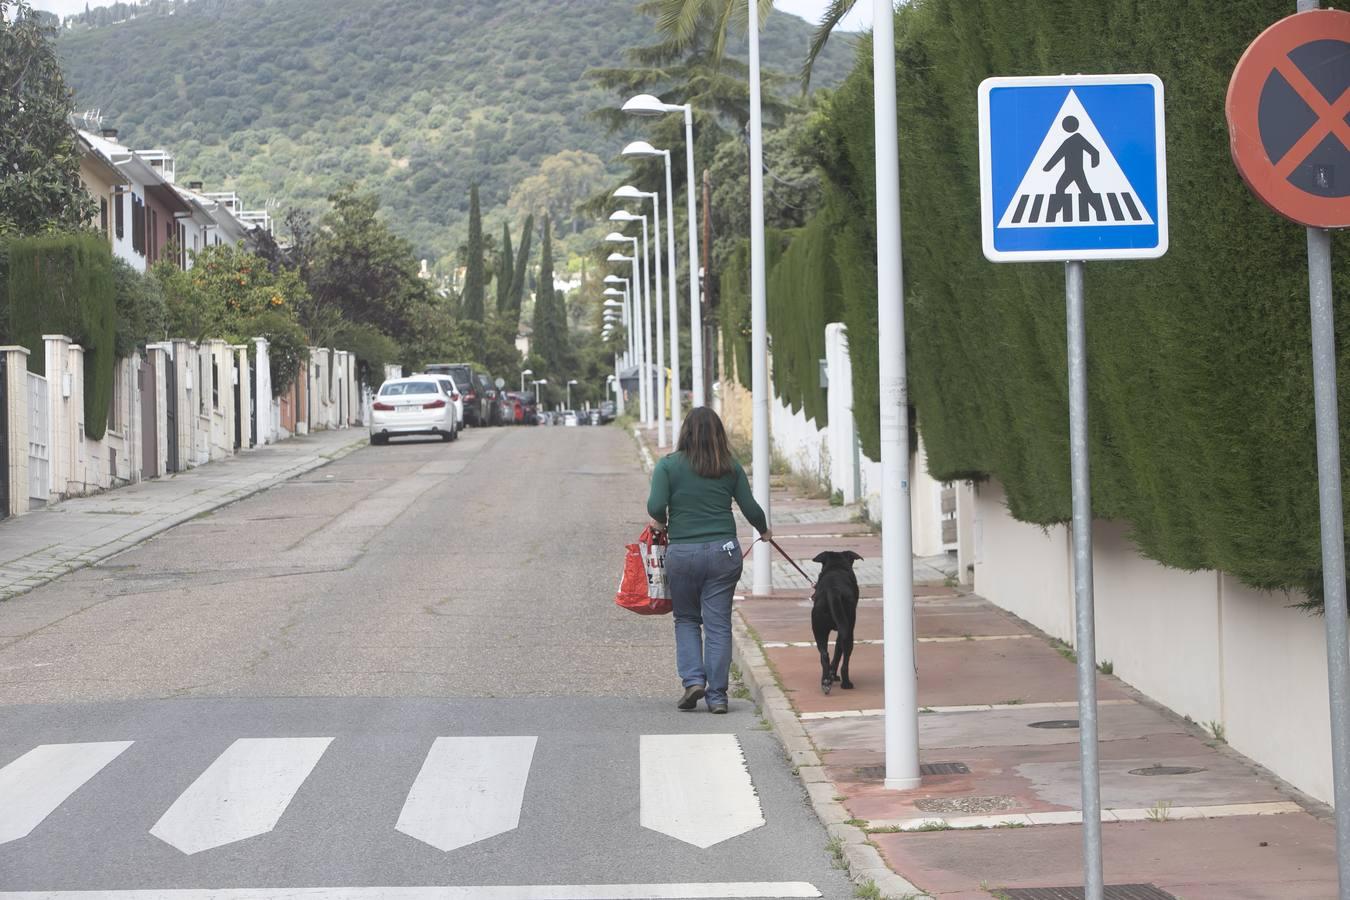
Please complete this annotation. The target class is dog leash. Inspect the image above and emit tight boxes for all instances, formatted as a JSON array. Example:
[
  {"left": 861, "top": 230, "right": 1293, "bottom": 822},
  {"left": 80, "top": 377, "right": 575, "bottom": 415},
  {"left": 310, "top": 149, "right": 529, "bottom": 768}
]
[{"left": 743, "top": 536, "right": 817, "bottom": 589}]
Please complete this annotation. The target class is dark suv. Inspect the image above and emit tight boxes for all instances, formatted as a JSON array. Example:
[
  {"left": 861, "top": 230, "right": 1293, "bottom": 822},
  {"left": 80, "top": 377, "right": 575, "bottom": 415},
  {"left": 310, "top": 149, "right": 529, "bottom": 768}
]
[{"left": 424, "top": 364, "right": 487, "bottom": 426}]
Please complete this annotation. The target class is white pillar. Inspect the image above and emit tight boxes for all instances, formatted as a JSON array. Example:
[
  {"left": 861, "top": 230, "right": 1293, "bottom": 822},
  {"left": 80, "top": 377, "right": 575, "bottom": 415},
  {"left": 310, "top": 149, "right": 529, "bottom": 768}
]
[{"left": 253, "top": 337, "right": 272, "bottom": 445}]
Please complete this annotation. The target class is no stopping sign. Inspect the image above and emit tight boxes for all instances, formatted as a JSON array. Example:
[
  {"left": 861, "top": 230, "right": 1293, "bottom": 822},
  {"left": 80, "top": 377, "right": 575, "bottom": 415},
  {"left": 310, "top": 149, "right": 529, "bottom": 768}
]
[{"left": 1226, "top": 9, "right": 1350, "bottom": 229}]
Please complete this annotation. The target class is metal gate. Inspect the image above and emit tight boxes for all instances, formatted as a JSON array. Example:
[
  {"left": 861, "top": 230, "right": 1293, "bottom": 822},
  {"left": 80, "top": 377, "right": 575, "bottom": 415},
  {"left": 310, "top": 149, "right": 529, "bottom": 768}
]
[
  {"left": 232, "top": 357, "right": 242, "bottom": 451},
  {"left": 140, "top": 359, "right": 159, "bottom": 479},
  {"left": 27, "top": 373, "right": 50, "bottom": 504},
  {"left": 164, "top": 356, "right": 179, "bottom": 474},
  {"left": 248, "top": 354, "right": 257, "bottom": 446},
  {"left": 0, "top": 355, "right": 8, "bottom": 519}
]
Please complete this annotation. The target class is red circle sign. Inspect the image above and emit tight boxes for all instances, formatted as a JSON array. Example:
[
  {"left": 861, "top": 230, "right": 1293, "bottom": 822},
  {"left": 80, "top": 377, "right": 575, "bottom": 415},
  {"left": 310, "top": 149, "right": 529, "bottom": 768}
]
[{"left": 1226, "top": 9, "right": 1350, "bottom": 229}]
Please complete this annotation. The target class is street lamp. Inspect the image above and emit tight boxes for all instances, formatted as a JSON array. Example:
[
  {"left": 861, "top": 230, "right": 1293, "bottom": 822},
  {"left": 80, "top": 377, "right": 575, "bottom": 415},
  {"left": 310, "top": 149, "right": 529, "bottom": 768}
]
[
  {"left": 566, "top": 378, "right": 578, "bottom": 410},
  {"left": 519, "top": 368, "right": 533, "bottom": 394},
  {"left": 607, "top": 251, "right": 644, "bottom": 423},
  {"left": 871, "top": 0, "right": 921, "bottom": 794},
  {"left": 621, "top": 97, "right": 705, "bottom": 409},
  {"left": 615, "top": 180, "right": 680, "bottom": 444},
  {"left": 607, "top": 235, "right": 651, "bottom": 426},
  {"left": 532, "top": 378, "right": 548, "bottom": 411},
  {"left": 612, "top": 207, "right": 667, "bottom": 447}
]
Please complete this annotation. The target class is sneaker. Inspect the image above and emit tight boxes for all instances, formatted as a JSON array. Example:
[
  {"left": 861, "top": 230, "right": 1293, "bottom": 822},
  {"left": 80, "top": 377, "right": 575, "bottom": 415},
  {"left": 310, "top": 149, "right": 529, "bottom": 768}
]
[
  {"left": 677, "top": 685, "right": 706, "bottom": 711},
  {"left": 709, "top": 703, "right": 728, "bottom": 715}
]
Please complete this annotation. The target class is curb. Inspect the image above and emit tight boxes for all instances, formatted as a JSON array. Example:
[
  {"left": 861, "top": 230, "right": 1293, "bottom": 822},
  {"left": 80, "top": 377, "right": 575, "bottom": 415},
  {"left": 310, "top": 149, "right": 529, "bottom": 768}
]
[
  {"left": 732, "top": 613, "right": 930, "bottom": 900},
  {"left": 0, "top": 432, "right": 368, "bottom": 602},
  {"left": 627, "top": 424, "right": 928, "bottom": 899}
]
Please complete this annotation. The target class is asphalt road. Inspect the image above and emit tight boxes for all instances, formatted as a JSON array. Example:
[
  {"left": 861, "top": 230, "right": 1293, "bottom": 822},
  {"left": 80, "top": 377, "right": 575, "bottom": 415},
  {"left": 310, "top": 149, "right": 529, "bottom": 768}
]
[{"left": 0, "top": 425, "right": 854, "bottom": 899}]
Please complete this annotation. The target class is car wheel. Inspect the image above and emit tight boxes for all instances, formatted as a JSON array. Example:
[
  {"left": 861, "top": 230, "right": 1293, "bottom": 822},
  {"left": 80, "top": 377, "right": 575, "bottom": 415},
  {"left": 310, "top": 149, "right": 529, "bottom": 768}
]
[{"left": 370, "top": 434, "right": 387, "bottom": 446}]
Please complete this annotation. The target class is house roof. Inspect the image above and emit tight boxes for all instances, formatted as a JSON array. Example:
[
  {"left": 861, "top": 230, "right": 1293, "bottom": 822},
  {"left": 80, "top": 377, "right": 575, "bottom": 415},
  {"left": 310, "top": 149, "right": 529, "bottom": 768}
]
[{"left": 75, "top": 132, "right": 128, "bottom": 185}]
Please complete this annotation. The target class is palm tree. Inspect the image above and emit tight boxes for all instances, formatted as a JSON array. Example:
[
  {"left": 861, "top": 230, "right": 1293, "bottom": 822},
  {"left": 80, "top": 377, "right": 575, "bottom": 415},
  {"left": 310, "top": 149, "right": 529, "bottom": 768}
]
[{"left": 640, "top": 0, "right": 860, "bottom": 91}]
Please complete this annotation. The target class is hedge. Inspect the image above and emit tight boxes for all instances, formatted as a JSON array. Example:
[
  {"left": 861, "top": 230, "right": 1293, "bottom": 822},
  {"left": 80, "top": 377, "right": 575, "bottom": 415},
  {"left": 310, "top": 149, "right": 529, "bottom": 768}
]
[
  {"left": 7, "top": 234, "right": 117, "bottom": 441},
  {"left": 784, "top": 0, "right": 1350, "bottom": 600}
]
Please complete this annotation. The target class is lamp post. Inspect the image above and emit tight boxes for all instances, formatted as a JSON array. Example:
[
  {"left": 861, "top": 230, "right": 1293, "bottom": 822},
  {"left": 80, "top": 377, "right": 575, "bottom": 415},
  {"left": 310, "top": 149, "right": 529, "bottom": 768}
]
[
  {"left": 612, "top": 208, "right": 666, "bottom": 447},
  {"left": 603, "top": 276, "right": 630, "bottom": 366},
  {"left": 520, "top": 368, "right": 533, "bottom": 394},
  {"left": 616, "top": 175, "right": 681, "bottom": 444},
  {"left": 607, "top": 251, "right": 645, "bottom": 423},
  {"left": 566, "top": 379, "right": 578, "bottom": 411},
  {"left": 621, "top": 95, "right": 704, "bottom": 408},
  {"left": 532, "top": 378, "right": 548, "bottom": 412},
  {"left": 870, "top": 0, "right": 921, "bottom": 792},
  {"left": 607, "top": 233, "right": 651, "bottom": 426},
  {"left": 603, "top": 293, "right": 628, "bottom": 416}
]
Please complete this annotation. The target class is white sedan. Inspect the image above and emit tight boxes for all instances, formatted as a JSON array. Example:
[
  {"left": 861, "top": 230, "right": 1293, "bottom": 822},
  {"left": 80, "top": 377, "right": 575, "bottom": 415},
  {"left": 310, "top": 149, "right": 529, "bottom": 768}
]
[{"left": 369, "top": 377, "right": 459, "bottom": 445}]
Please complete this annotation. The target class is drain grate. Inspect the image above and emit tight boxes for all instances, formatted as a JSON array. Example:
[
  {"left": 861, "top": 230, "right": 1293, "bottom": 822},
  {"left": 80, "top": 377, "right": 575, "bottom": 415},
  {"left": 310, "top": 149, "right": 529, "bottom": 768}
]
[
  {"left": 999, "top": 886, "right": 1177, "bottom": 900},
  {"left": 855, "top": 762, "right": 971, "bottom": 779},
  {"left": 1029, "top": 719, "right": 1080, "bottom": 729},
  {"left": 1129, "top": 765, "right": 1206, "bottom": 777}
]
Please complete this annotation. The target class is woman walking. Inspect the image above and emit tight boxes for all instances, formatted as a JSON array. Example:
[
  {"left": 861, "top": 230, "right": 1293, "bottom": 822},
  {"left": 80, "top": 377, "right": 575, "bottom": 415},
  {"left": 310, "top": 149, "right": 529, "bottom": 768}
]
[{"left": 647, "top": 407, "right": 770, "bottom": 713}]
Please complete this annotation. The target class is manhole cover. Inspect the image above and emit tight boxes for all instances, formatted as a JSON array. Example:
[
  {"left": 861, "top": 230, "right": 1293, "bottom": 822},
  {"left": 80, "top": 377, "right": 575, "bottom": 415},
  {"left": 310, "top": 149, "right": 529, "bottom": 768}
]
[
  {"left": 999, "top": 886, "right": 1177, "bottom": 900},
  {"left": 1029, "top": 719, "right": 1080, "bottom": 729},
  {"left": 914, "top": 795, "right": 1016, "bottom": 814},
  {"left": 1129, "top": 765, "right": 1206, "bottom": 777}
]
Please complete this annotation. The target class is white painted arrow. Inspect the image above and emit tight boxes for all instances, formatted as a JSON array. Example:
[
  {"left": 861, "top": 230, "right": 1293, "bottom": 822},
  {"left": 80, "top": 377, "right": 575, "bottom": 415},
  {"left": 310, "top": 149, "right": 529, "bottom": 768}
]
[
  {"left": 150, "top": 737, "right": 331, "bottom": 855},
  {"left": 396, "top": 736, "right": 537, "bottom": 852},
  {"left": 640, "top": 734, "right": 765, "bottom": 848},
  {"left": 0, "top": 741, "right": 133, "bottom": 845}
]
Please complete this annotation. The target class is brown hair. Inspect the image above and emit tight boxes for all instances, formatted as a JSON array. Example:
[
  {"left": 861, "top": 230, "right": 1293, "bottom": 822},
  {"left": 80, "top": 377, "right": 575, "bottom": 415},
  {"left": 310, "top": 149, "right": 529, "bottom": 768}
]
[{"left": 677, "top": 406, "right": 735, "bottom": 478}]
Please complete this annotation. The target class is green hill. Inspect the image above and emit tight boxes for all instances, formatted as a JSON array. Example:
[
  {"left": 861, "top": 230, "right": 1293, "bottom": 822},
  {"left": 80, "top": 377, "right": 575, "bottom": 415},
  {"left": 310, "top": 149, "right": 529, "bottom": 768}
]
[{"left": 56, "top": 0, "right": 856, "bottom": 265}]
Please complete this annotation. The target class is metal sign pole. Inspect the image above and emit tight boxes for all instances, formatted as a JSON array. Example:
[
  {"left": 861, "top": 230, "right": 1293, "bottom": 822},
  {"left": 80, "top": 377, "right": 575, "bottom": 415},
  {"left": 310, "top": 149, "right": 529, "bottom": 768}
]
[
  {"left": 1065, "top": 259, "right": 1103, "bottom": 900},
  {"left": 1307, "top": 224, "right": 1350, "bottom": 899}
]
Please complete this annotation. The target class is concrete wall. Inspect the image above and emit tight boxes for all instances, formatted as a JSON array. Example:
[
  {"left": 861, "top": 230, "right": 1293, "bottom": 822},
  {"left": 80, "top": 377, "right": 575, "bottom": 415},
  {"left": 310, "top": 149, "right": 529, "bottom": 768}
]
[
  {"left": 1, "top": 347, "right": 31, "bottom": 517},
  {"left": 973, "top": 479, "right": 1334, "bottom": 803}
]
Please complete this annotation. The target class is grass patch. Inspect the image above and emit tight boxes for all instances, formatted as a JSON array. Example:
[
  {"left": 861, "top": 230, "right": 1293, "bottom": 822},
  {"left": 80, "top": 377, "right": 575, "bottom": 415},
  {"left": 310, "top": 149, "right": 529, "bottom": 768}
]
[
  {"left": 826, "top": 835, "right": 846, "bottom": 869},
  {"left": 852, "top": 881, "right": 882, "bottom": 900},
  {"left": 1098, "top": 659, "right": 1114, "bottom": 675},
  {"left": 1204, "top": 720, "right": 1227, "bottom": 743},
  {"left": 1049, "top": 637, "right": 1077, "bottom": 663}
]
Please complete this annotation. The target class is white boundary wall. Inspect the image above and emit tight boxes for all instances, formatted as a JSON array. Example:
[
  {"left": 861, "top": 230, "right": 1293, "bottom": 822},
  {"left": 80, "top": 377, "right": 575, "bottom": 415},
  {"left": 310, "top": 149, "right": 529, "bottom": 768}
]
[{"left": 973, "top": 479, "right": 1333, "bottom": 803}]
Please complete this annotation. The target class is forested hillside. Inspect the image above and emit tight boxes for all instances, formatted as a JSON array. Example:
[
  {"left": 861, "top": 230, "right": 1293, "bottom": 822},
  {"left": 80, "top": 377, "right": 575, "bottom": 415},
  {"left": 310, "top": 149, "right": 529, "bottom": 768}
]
[{"left": 56, "top": 0, "right": 854, "bottom": 265}]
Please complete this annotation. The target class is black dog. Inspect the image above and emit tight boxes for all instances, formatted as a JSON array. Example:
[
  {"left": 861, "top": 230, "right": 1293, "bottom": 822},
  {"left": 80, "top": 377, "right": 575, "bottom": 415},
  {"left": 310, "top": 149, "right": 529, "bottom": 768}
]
[{"left": 811, "top": 550, "right": 863, "bottom": 694}]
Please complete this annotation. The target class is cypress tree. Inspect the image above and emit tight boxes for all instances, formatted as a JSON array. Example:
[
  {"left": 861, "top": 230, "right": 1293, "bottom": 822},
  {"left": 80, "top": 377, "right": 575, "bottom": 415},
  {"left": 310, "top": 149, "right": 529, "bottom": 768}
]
[
  {"left": 460, "top": 184, "right": 485, "bottom": 322},
  {"left": 508, "top": 214, "right": 534, "bottom": 316},
  {"left": 495, "top": 222, "right": 513, "bottom": 314},
  {"left": 531, "top": 215, "right": 558, "bottom": 370}
]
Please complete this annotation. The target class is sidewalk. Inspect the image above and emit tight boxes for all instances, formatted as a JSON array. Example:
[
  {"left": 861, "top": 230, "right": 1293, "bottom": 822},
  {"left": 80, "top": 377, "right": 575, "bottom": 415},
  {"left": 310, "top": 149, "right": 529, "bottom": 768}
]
[
  {"left": 633, "top": 425, "right": 1338, "bottom": 899},
  {"left": 0, "top": 428, "right": 366, "bottom": 602}
]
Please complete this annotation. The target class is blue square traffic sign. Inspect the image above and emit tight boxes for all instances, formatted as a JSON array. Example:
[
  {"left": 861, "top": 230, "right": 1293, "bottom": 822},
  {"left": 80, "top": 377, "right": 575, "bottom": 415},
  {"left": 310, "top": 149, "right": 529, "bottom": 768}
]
[{"left": 978, "top": 74, "right": 1168, "bottom": 262}]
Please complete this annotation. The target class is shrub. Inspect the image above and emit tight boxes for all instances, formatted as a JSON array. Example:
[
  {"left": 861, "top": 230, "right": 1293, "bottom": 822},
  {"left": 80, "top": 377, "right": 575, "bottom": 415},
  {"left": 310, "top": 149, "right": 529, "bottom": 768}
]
[{"left": 6, "top": 233, "right": 117, "bottom": 440}]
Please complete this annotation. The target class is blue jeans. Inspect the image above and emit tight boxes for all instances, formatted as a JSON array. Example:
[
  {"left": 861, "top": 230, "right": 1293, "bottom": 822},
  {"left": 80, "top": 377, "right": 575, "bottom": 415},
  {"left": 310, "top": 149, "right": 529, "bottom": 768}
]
[{"left": 666, "top": 539, "right": 743, "bottom": 707}]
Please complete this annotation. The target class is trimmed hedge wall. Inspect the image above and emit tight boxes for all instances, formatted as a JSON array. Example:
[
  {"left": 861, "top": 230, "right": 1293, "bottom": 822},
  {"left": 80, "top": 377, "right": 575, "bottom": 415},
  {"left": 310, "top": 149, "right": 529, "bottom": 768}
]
[
  {"left": 785, "top": 0, "right": 1349, "bottom": 599},
  {"left": 7, "top": 234, "right": 117, "bottom": 441}
]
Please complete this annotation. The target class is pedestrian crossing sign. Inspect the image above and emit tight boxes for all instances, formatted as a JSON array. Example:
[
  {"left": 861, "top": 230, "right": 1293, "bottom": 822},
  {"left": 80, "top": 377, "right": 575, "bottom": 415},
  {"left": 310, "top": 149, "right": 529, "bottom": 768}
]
[{"left": 978, "top": 74, "right": 1168, "bottom": 262}]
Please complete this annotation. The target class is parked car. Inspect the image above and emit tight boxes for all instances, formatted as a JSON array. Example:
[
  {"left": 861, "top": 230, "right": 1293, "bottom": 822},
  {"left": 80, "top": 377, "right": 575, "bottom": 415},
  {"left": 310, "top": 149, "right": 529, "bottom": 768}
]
[
  {"left": 423, "top": 364, "right": 487, "bottom": 426},
  {"left": 599, "top": 401, "right": 617, "bottom": 423},
  {"left": 369, "top": 376, "right": 458, "bottom": 444},
  {"left": 588, "top": 409, "right": 602, "bottom": 426},
  {"left": 476, "top": 373, "right": 506, "bottom": 426},
  {"left": 419, "top": 372, "right": 466, "bottom": 433},
  {"left": 563, "top": 410, "right": 579, "bottom": 427}
]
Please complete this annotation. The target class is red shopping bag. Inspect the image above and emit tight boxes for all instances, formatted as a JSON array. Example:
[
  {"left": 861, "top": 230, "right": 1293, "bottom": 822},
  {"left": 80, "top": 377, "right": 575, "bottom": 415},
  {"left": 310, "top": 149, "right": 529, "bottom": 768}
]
[{"left": 615, "top": 526, "right": 673, "bottom": 616}]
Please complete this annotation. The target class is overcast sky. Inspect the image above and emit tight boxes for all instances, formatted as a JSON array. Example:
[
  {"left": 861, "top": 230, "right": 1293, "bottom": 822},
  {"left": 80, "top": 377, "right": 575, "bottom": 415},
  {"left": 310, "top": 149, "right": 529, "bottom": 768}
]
[{"left": 31, "top": 0, "right": 872, "bottom": 31}]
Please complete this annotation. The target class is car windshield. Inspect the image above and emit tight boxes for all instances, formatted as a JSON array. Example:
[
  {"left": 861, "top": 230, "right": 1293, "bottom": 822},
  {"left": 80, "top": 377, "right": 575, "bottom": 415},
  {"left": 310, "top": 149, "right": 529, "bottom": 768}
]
[{"left": 380, "top": 381, "right": 439, "bottom": 396}]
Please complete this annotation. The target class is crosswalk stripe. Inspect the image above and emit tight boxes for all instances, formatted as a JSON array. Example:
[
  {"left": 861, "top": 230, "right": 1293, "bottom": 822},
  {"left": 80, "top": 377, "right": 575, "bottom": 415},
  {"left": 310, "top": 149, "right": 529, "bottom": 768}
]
[
  {"left": 1006, "top": 191, "right": 1144, "bottom": 225},
  {"left": 0, "top": 742, "right": 133, "bottom": 845},
  {"left": 149, "top": 737, "right": 332, "bottom": 855},
  {"left": 640, "top": 734, "right": 764, "bottom": 849},
  {"left": 0, "top": 885, "right": 821, "bottom": 899},
  {"left": 395, "top": 736, "right": 537, "bottom": 852}
]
